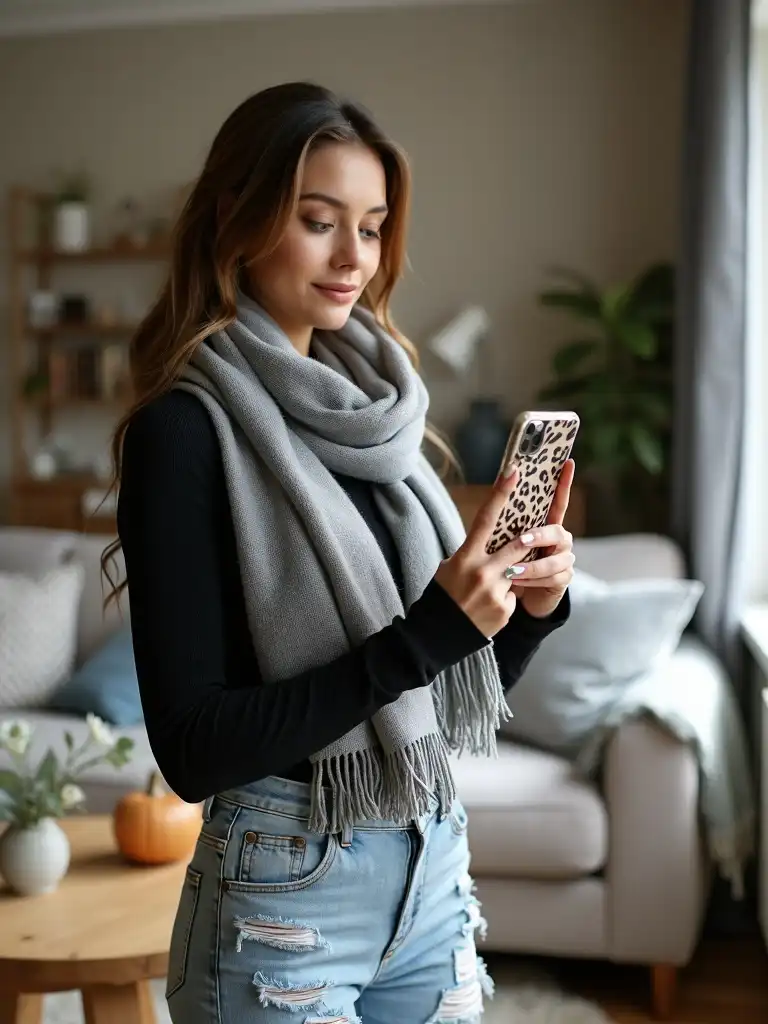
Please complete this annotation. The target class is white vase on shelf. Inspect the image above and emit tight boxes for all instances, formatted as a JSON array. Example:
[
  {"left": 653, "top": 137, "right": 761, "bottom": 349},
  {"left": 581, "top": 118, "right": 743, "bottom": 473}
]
[
  {"left": 0, "top": 818, "right": 71, "bottom": 896},
  {"left": 53, "top": 201, "right": 90, "bottom": 252}
]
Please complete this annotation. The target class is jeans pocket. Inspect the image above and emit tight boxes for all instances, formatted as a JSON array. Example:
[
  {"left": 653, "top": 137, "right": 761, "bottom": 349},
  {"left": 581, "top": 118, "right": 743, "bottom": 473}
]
[
  {"left": 166, "top": 866, "right": 201, "bottom": 999},
  {"left": 226, "top": 815, "right": 337, "bottom": 893},
  {"left": 449, "top": 802, "right": 469, "bottom": 836}
]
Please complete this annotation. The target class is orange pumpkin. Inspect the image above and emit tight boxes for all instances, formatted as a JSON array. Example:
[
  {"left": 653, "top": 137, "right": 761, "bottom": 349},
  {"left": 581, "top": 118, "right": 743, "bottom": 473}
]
[{"left": 113, "top": 771, "right": 202, "bottom": 865}]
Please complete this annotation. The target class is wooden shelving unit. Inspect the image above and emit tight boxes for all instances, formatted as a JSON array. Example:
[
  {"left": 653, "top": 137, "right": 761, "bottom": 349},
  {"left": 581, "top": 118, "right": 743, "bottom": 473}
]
[{"left": 6, "top": 186, "right": 170, "bottom": 533}]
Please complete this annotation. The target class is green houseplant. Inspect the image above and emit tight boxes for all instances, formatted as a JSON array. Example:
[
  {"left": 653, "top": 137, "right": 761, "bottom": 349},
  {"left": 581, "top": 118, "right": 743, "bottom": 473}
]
[
  {"left": 536, "top": 262, "right": 675, "bottom": 533},
  {"left": 0, "top": 716, "right": 134, "bottom": 895}
]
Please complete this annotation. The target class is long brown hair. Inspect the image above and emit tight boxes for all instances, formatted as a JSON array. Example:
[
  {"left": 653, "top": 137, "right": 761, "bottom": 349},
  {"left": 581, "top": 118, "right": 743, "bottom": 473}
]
[{"left": 102, "top": 81, "right": 457, "bottom": 604}]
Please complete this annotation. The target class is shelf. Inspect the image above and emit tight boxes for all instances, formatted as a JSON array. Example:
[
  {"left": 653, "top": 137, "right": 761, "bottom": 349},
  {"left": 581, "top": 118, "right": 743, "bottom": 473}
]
[
  {"left": 27, "top": 322, "right": 137, "bottom": 339},
  {"left": 16, "top": 245, "right": 170, "bottom": 263},
  {"left": 22, "top": 395, "right": 126, "bottom": 411}
]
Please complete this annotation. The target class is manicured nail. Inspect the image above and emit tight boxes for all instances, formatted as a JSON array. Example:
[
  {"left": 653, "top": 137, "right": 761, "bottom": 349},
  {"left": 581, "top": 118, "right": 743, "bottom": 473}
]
[
  {"left": 505, "top": 564, "right": 526, "bottom": 577},
  {"left": 521, "top": 533, "right": 535, "bottom": 545}
]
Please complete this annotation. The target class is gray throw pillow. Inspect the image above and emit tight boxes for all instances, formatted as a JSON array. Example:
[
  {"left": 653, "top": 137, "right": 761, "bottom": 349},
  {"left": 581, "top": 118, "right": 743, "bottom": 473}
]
[{"left": 501, "top": 569, "right": 704, "bottom": 758}]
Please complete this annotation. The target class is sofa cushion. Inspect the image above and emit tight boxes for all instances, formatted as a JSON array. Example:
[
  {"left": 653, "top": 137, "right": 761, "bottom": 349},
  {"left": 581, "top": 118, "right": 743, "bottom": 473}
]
[
  {"left": 500, "top": 569, "right": 703, "bottom": 758},
  {"left": 451, "top": 738, "right": 607, "bottom": 880},
  {"left": 0, "top": 528, "right": 77, "bottom": 575},
  {"left": 72, "top": 535, "right": 128, "bottom": 665},
  {"left": 48, "top": 625, "right": 142, "bottom": 726},
  {"left": 0, "top": 564, "right": 85, "bottom": 708}
]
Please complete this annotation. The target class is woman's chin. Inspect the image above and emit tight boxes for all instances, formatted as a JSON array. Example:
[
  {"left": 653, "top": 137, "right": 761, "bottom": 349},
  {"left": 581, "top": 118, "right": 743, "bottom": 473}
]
[{"left": 312, "top": 305, "right": 355, "bottom": 332}]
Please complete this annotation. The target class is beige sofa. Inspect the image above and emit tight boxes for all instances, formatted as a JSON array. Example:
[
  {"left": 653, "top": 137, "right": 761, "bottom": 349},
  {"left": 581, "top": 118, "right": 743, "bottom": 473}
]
[{"left": 0, "top": 527, "right": 710, "bottom": 1017}]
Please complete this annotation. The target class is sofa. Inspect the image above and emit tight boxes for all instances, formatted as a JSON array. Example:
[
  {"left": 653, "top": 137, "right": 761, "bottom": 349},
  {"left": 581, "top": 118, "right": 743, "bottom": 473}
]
[{"left": 0, "top": 527, "right": 711, "bottom": 1018}]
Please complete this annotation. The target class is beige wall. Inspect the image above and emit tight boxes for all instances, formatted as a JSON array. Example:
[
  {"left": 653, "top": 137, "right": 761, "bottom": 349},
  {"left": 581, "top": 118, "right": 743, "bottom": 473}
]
[{"left": 0, "top": 0, "right": 689, "bottom": 511}]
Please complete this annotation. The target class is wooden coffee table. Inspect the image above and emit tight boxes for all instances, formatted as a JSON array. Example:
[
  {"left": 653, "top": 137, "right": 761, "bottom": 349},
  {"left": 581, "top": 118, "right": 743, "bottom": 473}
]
[{"left": 0, "top": 815, "right": 187, "bottom": 1024}]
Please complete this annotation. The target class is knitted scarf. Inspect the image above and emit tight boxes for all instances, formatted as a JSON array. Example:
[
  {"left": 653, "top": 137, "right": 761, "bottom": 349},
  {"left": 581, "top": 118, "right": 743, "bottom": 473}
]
[{"left": 176, "top": 292, "right": 508, "bottom": 833}]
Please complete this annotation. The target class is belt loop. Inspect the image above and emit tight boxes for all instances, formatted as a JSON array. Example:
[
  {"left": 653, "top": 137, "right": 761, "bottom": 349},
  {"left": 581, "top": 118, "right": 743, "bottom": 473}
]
[
  {"left": 202, "top": 795, "right": 215, "bottom": 823},
  {"left": 340, "top": 823, "right": 354, "bottom": 848}
]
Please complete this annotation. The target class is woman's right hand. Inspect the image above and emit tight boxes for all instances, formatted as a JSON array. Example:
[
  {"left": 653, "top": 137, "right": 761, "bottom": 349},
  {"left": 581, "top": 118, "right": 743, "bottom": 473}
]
[{"left": 435, "top": 468, "right": 525, "bottom": 639}]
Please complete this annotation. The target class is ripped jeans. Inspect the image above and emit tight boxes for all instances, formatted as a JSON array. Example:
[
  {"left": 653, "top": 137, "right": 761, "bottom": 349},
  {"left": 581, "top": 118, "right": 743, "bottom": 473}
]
[{"left": 166, "top": 774, "right": 492, "bottom": 1024}]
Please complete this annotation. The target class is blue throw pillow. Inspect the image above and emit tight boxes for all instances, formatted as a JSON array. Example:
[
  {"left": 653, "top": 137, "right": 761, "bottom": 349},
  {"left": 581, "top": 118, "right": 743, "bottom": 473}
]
[{"left": 49, "top": 626, "right": 143, "bottom": 726}]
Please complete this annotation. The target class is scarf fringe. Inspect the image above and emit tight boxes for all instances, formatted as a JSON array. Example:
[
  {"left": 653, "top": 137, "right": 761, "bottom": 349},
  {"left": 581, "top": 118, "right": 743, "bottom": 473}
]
[
  {"left": 308, "top": 733, "right": 456, "bottom": 833},
  {"left": 381, "top": 732, "right": 456, "bottom": 823},
  {"left": 433, "top": 644, "right": 512, "bottom": 756},
  {"left": 309, "top": 748, "right": 384, "bottom": 833}
]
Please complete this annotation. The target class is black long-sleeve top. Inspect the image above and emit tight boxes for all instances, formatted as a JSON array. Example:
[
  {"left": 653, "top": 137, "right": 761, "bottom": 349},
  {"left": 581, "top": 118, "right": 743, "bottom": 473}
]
[{"left": 117, "top": 390, "right": 569, "bottom": 804}]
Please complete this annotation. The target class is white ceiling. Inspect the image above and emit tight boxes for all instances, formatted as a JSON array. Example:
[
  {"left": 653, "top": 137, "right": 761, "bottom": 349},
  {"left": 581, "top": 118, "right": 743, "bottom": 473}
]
[{"left": 0, "top": 0, "right": 519, "bottom": 38}]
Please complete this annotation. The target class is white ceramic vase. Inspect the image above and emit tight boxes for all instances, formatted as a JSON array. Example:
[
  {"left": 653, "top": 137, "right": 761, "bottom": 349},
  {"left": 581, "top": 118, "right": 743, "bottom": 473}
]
[
  {"left": 0, "top": 818, "right": 71, "bottom": 896},
  {"left": 53, "top": 201, "right": 90, "bottom": 252}
]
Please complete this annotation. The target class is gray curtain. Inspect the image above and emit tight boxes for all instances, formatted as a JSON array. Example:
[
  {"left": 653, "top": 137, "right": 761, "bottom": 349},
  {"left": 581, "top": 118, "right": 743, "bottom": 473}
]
[{"left": 673, "top": 0, "right": 752, "bottom": 689}]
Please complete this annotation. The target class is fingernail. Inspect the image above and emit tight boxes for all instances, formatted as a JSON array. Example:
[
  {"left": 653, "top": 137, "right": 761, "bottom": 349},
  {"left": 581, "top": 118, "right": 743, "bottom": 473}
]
[
  {"left": 521, "top": 533, "right": 534, "bottom": 545},
  {"left": 507, "top": 564, "right": 526, "bottom": 576}
]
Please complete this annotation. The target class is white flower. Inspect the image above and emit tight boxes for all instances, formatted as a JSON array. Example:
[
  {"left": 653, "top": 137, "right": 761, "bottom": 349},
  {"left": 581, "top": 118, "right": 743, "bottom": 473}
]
[
  {"left": 86, "top": 714, "right": 114, "bottom": 747},
  {"left": 0, "top": 719, "right": 32, "bottom": 756},
  {"left": 60, "top": 783, "right": 86, "bottom": 809}
]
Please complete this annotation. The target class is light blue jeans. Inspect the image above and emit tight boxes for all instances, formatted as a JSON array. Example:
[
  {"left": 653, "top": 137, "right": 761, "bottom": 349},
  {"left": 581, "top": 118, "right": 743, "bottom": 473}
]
[{"left": 166, "top": 774, "right": 493, "bottom": 1023}]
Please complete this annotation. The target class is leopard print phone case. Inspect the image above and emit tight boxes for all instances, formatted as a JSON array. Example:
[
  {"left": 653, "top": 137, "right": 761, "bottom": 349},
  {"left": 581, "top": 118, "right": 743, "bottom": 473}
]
[{"left": 485, "top": 410, "right": 579, "bottom": 560}]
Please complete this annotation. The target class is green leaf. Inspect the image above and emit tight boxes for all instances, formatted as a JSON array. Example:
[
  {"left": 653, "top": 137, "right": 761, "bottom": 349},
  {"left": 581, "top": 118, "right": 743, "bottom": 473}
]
[
  {"left": 590, "top": 422, "right": 624, "bottom": 465},
  {"left": 538, "top": 290, "right": 602, "bottom": 319},
  {"left": 0, "top": 769, "right": 24, "bottom": 798},
  {"left": 551, "top": 340, "right": 601, "bottom": 378},
  {"left": 616, "top": 321, "right": 657, "bottom": 359},
  {"left": 64, "top": 731, "right": 74, "bottom": 753},
  {"left": 628, "top": 422, "right": 665, "bottom": 473},
  {"left": 600, "top": 284, "right": 631, "bottom": 325},
  {"left": 35, "top": 750, "right": 59, "bottom": 791},
  {"left": 631, "top": 390, "right": 673, "bottom": 426}
]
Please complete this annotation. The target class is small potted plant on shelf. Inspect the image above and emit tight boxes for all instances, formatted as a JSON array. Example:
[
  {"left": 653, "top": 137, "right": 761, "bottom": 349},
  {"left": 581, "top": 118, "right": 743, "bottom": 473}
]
[
  {"left": 52, "top": 170, "right": 91, "bottom": 252},
  {"left": 536, "top": 261, "right": 675, "bottom": 535},
  {"left": 0, "top": 716, "right": 134, "bottom": 896}
]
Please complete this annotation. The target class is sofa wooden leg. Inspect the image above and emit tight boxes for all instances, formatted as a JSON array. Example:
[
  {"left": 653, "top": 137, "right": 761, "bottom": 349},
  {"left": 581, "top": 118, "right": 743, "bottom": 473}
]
[{"left": 651, "top": 964, "right": 677, "bottom": 1019}]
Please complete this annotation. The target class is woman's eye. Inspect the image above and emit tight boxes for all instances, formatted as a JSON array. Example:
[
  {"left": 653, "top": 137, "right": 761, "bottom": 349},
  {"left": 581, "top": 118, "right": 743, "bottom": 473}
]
[
  {"left": 360, "top": 227, "right": 381, "bottom": 240},
  {"left": 306, "top": 219, "right": 333, "bottom": 233}
]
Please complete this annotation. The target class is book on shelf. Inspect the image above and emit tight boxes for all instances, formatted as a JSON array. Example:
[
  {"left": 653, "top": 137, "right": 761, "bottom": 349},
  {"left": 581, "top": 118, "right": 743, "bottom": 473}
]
[{"left": 45, "top": 342, "right": 129, "bottom": 402}]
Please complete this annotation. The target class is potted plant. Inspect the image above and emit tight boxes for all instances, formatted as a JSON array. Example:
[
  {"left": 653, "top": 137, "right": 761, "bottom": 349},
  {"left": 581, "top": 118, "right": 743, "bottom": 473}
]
[
  {"left": 52, "top": 171, "right": 91, "bottom": 252},
  {"left": 536, "top": 262, "right": 675, "bottom": 534},
  {"left": 0, "top": 716, "right": 134, "bottom": 895}
]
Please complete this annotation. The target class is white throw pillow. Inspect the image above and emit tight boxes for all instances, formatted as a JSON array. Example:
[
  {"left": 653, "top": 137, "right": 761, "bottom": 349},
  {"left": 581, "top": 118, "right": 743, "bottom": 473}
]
[
  {"left": 0, "top": 563, "right": 85, "bottom": 708},
  {"left": 501, "top": 568, "right": 704, "bottom": 757}
]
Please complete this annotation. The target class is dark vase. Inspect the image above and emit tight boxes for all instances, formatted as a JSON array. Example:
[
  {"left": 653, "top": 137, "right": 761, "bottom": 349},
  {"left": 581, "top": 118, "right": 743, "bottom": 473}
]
[{"left": 454, "top": 399, "right": 510, "bottom": 484}]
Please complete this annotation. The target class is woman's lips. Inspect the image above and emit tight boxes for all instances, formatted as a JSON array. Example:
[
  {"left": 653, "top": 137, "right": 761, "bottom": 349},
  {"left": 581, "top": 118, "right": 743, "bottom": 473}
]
[{"left": 312, "top": 284, "right": 358, "bottom": 304}]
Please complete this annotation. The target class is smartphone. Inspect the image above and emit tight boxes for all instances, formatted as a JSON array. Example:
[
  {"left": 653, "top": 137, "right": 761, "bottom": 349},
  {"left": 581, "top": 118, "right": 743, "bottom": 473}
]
[{"left": 485, "top": 410, "right": 579, "bottom": 559}]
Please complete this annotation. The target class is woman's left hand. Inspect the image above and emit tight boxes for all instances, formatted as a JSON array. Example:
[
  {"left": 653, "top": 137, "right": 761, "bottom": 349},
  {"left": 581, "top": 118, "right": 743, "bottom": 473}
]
[{"left": 508, "top": 459, "right": 576, "bottom": 619}]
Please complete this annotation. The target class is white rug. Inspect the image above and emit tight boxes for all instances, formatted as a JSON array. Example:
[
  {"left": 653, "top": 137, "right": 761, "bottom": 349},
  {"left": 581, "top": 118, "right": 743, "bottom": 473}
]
[{"left": 41, "top": 971, "right": 613, "bottom": 1023}]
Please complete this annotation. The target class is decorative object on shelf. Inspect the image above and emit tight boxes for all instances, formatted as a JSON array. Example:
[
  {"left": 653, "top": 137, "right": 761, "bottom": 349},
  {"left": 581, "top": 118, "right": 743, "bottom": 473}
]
[
  {"left": 113, "top": 771, "right": 201, "bottom": 866},
  {"left": 60, "top": 294, "right": 90, "bottom": 324},
  {"left": 52, "top": 171, "right": 91, "bottom": 252},
  {"left": 453, "top": 398, "right": 511, "bottom": 485},
  {"left": 536, "top": 262, "right": 674, "bottom": 534},
  {"left": 29, "top": 448, "right": 58, "bottom": 480},
  {"left": 27, "top": 289, "right": 58, "bottom": 328},
  {"left": 427, "top": 305, "right": 489, "bottom": 375},
  {"left": 426, "top": 305, "right": 509, "bottom": 483},
  {"left": 113, "top": 196, "right": 152, "bottom": 250},
  {"left": 0, "top": 716, "right": 134, "bottom": 895}
]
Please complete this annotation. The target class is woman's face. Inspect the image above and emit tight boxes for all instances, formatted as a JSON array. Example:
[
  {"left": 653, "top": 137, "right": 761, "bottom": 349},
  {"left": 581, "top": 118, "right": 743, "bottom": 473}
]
[{"left": 245, "top": 141, "right": 388, "bottom": 353}]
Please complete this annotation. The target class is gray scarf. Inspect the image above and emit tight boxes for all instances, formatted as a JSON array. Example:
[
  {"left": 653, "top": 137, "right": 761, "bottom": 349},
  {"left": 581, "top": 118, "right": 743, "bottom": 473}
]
[{"left": 176, "top": 293, "right": 508, "bottom": 833}]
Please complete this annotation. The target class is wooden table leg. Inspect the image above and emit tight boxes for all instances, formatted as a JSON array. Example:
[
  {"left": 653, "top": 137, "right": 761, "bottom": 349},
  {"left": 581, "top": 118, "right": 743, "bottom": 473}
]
[
  {"left": 82, "top": 981, "right": 156, "bottom": 1024},
  {"left": 0, "top": 993, "right": 43, "bottom": 1024}
]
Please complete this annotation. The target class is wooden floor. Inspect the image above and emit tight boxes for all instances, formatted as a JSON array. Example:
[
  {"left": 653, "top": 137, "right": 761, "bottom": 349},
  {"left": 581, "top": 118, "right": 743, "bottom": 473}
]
[{"left": 487, "top": 937, "right": 768, "bottom": 1022}]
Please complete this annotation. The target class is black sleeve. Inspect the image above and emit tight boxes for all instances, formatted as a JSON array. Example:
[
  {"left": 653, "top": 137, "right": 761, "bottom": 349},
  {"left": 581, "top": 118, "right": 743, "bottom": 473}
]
[
  {"left": 492, "top": 589, "right": 571, "bottom": 693},
  {"left": 117, "top": 392, "right": 490, "bottom": 803}
]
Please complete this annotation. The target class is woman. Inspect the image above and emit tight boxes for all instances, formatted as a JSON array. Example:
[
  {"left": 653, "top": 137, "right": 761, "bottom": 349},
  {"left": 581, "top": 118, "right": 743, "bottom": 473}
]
[{"left": 109, "top": 81, "right": 574, "bottom": 1024}]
